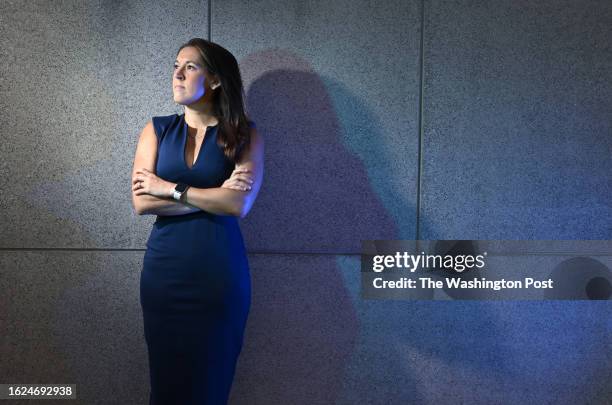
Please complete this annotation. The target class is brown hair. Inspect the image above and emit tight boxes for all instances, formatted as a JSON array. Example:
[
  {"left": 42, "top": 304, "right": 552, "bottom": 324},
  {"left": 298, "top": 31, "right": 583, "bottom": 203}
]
[{"left": 177, "top": 38, "right": 251, "bottom": 162}]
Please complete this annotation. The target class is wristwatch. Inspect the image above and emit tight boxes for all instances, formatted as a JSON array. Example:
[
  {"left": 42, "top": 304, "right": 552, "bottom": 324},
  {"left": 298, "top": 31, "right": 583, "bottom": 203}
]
[{"left": 172, "top": 183, "right": 189, "bottom": 201}]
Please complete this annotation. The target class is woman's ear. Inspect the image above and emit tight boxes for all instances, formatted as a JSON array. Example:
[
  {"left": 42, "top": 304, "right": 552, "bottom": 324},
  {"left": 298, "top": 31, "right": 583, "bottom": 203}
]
[{"left": 210, "top": 75, "right": 221, "bottom": 90}]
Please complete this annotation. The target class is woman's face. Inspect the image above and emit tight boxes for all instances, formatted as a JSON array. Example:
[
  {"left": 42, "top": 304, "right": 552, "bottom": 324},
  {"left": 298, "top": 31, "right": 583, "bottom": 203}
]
[{"left": 173, "top": 46, "right": 217, "bottom": 105}]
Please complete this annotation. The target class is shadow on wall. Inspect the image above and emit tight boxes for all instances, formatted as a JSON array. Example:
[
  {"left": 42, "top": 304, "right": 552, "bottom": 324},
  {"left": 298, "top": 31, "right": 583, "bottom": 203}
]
[
  {"left": 229, "top": 48, "right": 507, "bottom": 404},
  {"left": 232, "top": 48, "right": 404, "bottom": 404},
  {"left": 239, "top": 48, "right": 408, "bottom": 254},
  {"left": 228, "top": 48, "right": 610, "bottom": 404}
]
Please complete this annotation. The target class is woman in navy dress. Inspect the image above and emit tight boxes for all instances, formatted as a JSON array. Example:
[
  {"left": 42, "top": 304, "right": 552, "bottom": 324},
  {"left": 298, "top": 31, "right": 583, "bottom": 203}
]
[{"left": 130, "top": 38, "right": 264, "bottom": 404}]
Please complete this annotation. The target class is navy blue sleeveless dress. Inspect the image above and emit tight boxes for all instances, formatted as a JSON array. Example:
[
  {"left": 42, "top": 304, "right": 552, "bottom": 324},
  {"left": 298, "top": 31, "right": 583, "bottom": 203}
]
[{"left": 140, "top": 113, "right": 252, "bottom": 405}]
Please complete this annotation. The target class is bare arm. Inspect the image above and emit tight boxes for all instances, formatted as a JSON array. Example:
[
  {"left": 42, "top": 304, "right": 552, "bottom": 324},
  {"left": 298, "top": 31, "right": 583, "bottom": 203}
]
[
  {"left": 136, "top": 194, "right": 202, "bottom": 216},
  {"left": 178, "top": 127, "right": 265, "bottom": 218},
  {"left": 130, "top": 120, "right": 201, "bottom": 216}
]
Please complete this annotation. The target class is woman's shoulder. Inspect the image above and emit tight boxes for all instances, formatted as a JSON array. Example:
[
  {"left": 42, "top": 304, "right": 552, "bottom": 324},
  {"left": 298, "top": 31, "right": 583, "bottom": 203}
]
[{"left": 151, "top": 113, "right": 181, "bottom": 141}]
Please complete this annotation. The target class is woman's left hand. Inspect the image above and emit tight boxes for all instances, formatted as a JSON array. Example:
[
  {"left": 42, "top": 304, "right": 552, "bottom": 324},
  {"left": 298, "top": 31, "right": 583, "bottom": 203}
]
[{"left": 132, "top": 168, "right": 175, "bottom": 198}]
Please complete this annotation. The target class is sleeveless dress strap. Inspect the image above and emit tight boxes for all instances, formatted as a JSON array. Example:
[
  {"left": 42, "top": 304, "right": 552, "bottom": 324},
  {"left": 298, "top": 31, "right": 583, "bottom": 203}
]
[{"left": 152, "top": 114, "right": 179, "bottom": 145}]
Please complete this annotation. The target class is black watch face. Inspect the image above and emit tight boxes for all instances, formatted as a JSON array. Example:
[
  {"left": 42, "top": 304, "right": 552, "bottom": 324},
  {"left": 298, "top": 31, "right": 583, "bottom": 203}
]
[{"left": 175, "top": 183, "right": 188, "bottom": 192}]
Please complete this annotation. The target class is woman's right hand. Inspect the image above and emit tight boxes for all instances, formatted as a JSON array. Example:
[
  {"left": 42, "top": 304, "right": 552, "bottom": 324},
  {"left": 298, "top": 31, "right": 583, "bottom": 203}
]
[{"left": 221, "top": 166, "right": 254, "bottom": 191}]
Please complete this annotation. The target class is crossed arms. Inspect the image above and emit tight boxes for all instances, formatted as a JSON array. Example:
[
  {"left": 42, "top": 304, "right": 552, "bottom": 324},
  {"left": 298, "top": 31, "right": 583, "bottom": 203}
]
[{"left": 131, "top": 120, "right": 264, "bottom": 218}]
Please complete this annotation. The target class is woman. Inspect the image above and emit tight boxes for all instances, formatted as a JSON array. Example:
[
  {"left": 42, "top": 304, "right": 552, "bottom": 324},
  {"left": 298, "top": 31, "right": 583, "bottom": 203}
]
[{"left": 131, "top": 38, "right": 264, "bottom": 404}]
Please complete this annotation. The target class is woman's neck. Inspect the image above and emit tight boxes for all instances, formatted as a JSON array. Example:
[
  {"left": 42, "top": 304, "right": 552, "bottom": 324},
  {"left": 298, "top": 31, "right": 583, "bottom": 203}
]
[{"left": 184, "top": 105, "right": 218, "bottom": 129}]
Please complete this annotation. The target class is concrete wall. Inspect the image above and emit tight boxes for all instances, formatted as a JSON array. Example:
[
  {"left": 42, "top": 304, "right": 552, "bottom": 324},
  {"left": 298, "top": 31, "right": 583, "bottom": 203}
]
[{"left": 1, "top": 0, "right": 610, "bottom": 403}]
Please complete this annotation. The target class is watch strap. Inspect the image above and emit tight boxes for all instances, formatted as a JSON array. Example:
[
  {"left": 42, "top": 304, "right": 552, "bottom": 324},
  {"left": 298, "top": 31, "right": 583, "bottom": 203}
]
[{"left": 172, "top": 183, "right": 189, "bottom": 200}]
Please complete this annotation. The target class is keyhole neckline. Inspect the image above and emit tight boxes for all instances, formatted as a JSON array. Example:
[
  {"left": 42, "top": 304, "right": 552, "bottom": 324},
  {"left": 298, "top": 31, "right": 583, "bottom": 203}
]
[{"left": 181, "top": 113, "right": 218, "bottom": 171}]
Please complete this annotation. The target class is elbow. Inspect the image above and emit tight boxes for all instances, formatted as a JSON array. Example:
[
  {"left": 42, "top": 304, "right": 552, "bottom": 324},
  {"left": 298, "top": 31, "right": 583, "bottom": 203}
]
[
  {"left": 234, "top": 205, "right": 246, "bottom": 218},
  {"left": 234, "top": 193, "right": 257, "bottom": 218},
  {"left": 133, "top": 204, "right": 145, "bottom": 216},
  {"left": 136, "top": 203, "right": 152, "bottom": 216},
  {"left": 132, "top": 202, "right": 141, "bottom": 216},
  {"left": 234, "top": 200, "right": 249, "bottom": 218},
  {"left": 132, "top": 195, "right": 146, "bottom": 216}
]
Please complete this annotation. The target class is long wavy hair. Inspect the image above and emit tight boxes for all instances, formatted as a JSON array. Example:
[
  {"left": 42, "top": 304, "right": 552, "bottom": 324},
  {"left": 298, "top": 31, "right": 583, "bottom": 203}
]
[{"left": 177, "top": 38, "right": 251, "bottom": 162}]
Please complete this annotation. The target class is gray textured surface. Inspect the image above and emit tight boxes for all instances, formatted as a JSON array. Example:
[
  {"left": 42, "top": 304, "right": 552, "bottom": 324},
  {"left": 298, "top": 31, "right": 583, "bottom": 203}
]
[
  {"left": 0, "top": 250, "right": 149, "bottom": 405},
  {"left": 1, "top": 0, "right": 611, "bottom": 404},
  {"left": 0, "top": 0, "right": 206, "bottom": 248},
  {"left": 1, "top": 252, "right": 609, "bottom": 404},
  {"left": 213, "top": 0, "right": 422, "bottom": 253},
  {"left": 421, "top": 0, "right": 612, "bottom": 239}
]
